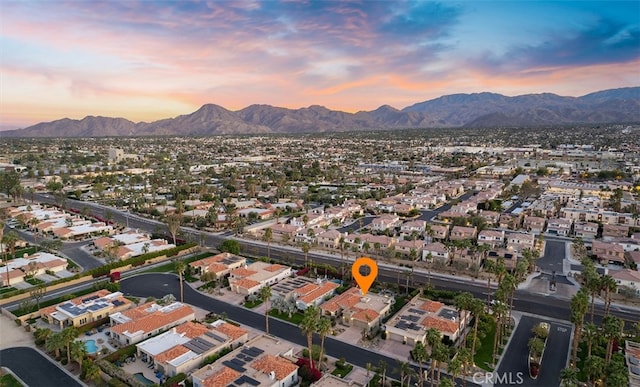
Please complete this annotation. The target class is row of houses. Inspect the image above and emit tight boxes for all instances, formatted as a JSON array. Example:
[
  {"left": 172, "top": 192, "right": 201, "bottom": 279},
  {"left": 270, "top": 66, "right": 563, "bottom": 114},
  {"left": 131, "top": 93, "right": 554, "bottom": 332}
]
[
  {"left": 92, "top": 230, "right": 176, "bottom": 260},
  {"left": 0, "top": 251, "right": 69, "bottom": 287}
]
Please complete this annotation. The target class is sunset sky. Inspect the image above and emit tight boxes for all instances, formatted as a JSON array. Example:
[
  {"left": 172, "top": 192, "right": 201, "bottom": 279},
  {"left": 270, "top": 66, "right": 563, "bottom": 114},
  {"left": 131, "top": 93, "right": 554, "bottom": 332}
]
[{"left": 1, "top": 0, "right": 639, "bottom": 129}]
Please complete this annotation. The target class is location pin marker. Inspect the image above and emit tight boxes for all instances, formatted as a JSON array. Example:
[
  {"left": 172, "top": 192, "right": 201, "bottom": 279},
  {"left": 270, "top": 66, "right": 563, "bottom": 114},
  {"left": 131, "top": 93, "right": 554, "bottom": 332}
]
[{"left": 352, "top": 257, "right": 378, "bottom": 296}]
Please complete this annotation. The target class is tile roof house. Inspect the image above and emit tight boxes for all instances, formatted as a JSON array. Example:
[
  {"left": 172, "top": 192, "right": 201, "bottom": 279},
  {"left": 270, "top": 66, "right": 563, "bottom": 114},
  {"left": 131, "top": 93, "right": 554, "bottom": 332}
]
[
  {"left": 422, "top": 242, "right": 450, "bottom": 264},
  {"left": 229, "top": 261, "right": 292, "bottom": 295},
  {"left": 371, "top": 214, "right": 401, "bottom": 231},
  {"left": 294, "top": 280, "right": 339, "bottom": 310},
  {"left": 477, "top": 230, "right": 505, "bottom": 248},
  {"left": 506, "top": 232, "right": 536, "bottom": 256},
  {"left": 320, "top": 287, "right": 392, "bottom": 334},
  {"left": 603, "top": 224, "right": 630, "bottom": 241},
  {"left": 316, "top": 230, "right": 343, "bottom": 249},
  {"left": 189, "top": 252, "right": 247, "bottom": 278},
  {"left": 428, "top": 224, "right": 449, "bottom": 241},
  {"left": 384, "top": 296, "right": 470, "bottom": 345},
  {"left": 591, "top": 241, "right": 625, "bottom": 265},
  {"left": 574, "top": 222, "right": 599, "bottom": 240},
  {"left": 136, "top": 320, "right": 248, "bottom": 378},
  {"left": 449, "top": 226, "right": 477, "bottom": 241},
  {"left": 191, "top": 334, "right": 299, "bottom": 387},
  {"left": 546, "top": 218, "right": 572, "bottom": 236},
  {"left": 523, "top": 216, "right": 546, "bottom": 233},
  {"left": 110, "top": 302, "right": 195, "bottom": 345},
  {"left": 610, "top": 269, "right": 640, "bottom": 296}
]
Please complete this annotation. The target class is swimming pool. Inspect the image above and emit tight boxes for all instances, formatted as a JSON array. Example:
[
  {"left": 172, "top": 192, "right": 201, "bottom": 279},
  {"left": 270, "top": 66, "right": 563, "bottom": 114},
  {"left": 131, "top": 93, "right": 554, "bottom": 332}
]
[
  {"left": 84, "top": 339, "right": 98, "bottom": 354},
  {"left": 133, "top": 373, "right": 155, "bottom": 386}
]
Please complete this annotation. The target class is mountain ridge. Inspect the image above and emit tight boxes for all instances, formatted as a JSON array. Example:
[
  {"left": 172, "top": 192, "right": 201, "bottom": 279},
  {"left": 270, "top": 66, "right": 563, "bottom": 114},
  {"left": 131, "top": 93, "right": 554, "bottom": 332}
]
[{"left": 3, "top": 87, "right": 639, "bottom": 137}]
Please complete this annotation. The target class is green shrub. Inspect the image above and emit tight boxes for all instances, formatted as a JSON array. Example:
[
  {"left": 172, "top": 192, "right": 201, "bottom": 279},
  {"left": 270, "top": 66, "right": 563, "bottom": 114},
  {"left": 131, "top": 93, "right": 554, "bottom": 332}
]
[{"left": 161, "top": 373, "right": 186, "bottom": 387}]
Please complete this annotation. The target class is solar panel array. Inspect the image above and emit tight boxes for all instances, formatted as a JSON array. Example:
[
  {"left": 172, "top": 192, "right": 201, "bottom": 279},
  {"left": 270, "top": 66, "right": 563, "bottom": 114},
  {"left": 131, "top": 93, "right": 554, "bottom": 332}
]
[
  {"left": 408, "top": 308, "right": 425, "bottom": 315},
  {"left": 230, "top": 374, "right": 260, "bottom": 386},
  {"left": 271, "top": 276, "right": 314, "bottom": 294},
  {"left": 438, "top": 309, "right": 458, "bottom": 320},
  {"left": 183, "top": 337, "right": 215, "bottom": 355}
]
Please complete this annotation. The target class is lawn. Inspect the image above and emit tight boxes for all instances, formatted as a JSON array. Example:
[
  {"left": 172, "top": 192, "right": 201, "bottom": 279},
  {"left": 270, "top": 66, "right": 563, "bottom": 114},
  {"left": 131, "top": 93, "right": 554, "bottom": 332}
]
[
  {"left": 474, "top": 318, "right": 497, "bottom": 371},
  {"left": 0, "top": 287, "right": 18, "bottom": 295},
  {"left": 244, "top": 299, "right": 263, "bottom": 309},
  {"left": 269, "top": 309, "right": 304, "bottom": 325},
  {"left": 0, "top": 374, "right": 23, "bottom": 387},
  {"left": 25, "top": 277, "right": 45, "bottom": 286},
  {"left": 14, "top": 285, "right": 104, "bottom": 316},
  {"left": 331, "top": 363, "right": 354, "bottom": 378}
]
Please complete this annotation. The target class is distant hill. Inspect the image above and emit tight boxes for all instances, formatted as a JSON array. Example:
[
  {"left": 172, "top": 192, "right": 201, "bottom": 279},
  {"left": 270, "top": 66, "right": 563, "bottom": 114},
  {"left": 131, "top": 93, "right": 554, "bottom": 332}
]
[{"left": 3, "top": 87, "right": 639, "bottom": 137}]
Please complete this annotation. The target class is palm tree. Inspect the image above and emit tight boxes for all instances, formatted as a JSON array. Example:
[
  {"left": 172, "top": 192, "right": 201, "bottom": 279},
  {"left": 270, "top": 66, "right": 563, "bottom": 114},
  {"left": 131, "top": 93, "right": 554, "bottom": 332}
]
[
  {"left": 317, "top": 317, "right": 331, "bottom": 370},
  {"left": 29, "top": 217, "right": 40, "bottom": 250},
  {"left": 259, "top": 285, "right": 272, "bottom": 334},
  {"left": 602, "top": 314, "right": 623, "bottom": 366},
  {"left": 454, "top": 292, "right": 473, "bottom": 347},
  {"left": 166, "top": 213, "right": 182, "bottom": 245},
  {"left": 299, "top": 305, "right": 320, "bottom": 369},
  {"left": 394, "top": 360, "right": 412, "bottom": 387},
  {"left": 46, "top": 332, "right": 65, "bottom": 359},
  {"left": 62, "top": 327, "right": 79, "bottom": 364},
  {"left": 174, "top": 259, "right": 186, "bottom": 303},
  {"left": 2, "top": 231, "right": 19, "bottom": 286},
  {"left": 457, "top": 347, "right": 473, "bottom": 387},
  {"left": 584, "top": 355, "right": 605, "bottom": 386},
  {"left": 600, "top": 274, "right": 617, "bottom": 315},
  {"left": 70, "top": 340, "right": 88, "bottom": 369},
  {"left": 83, "top": 359, "right": 102, "bottom": 385},
  {"left": 570, "top": 288, "right": 589, "bottom": 367},
  {"left": 301, "top": 242, "right": 310, "bottom": 268},
  {"left": 412, "top": 341, "right": 428, "bottom": 386},
  {"left": 377, "top": 360, "right": 388, "bottom": 387},
  {"left": 432, "top": 342, "right": 448, "bottom": 386},
  {"left": 448, "top": 357, "right": 463, "bottom": 387},
  {"left": 559, "top": 367, "right": 579, "bottom": 386},
  {"left": 469, "top": 297, "right": 485, "bottom": 358},
  {"left": 582, "top": 323, "right": 598, "bottom": 358},
  {"left": 425, "top": 328, "right": 441, "bottom": 385},
  {"left": 34, "top": 327, "right": 52, "bottom": 345},
  {"left": 263, "top": 227, "right": 273, "bottom": 260}
]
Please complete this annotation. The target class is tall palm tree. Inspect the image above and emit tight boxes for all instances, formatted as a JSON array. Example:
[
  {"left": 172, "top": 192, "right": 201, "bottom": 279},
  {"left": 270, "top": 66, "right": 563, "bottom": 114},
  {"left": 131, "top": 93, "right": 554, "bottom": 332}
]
[
  {"left": 457, "top": 347, "right": 473, "bottom": 387},
  {"left": 62, "top": 327, "right": 79, "bottom": 364},
  {"left": 432, "top": 342, "right": 448, "bottom": 386},
  {"left": 34, "top": 327, "right": 52, "bottom": 345},
  {"left": 454, "top": 292, "right": 473, "bottom": 347},
  {"left": 259, "top": 285, "right": 272, "bottom": 334},
  {"left": 582, "top": 323, "right": 599, "bottom": 358},
  {"left": 469, "top": 297, "right": 485, "bottom": 358},
  {"left": 166, "top": 213, "right": 182, "bottom": 245},
  {"left": 412, "top": 341, "right": 428, "bottom": 386},
  {"left": 377, "top": 360, "right": 388, "bottom": 387},
  {"left": 448, "top": 357, "right": 463, "bottom": 387},
  {"left": 425, "top": 328, "right": 441, "bottom": 385},
  {"left": 584, "top": 355, "right": 605, "bottom": 386},
  {"left": 3, "top": 231, "right": 19, "bottom": 286},
  {"left": 83, "top": 359, "right": 102, "bottom": 385},
  {"left": 29, "top": 217, "right": 39, "bottom": 250},
  {"left": 570, "top": 288, "right": 590, "bottom": 367},
  {"left": 317, "top": 317, "right": 331, "bottom": 370},
  {"left": 301, "top": 242, "right": 310, "bottom": 268},
  {"left": 299, "top": 305, "right": 320, "bottom": 369},
  {"left": 600, "top": 274, "right": 617, "bottom": 315},
  {"left": 174, "top": 259, "right": 186, "bottom": 303},
  {"left": 602, "top": 314, "right": 623, "bottom": 366},
  {"left": 70, "top": 340, "right": 88, "bottom": 369},
  {"left": 394, "top": 360, "right": 412, "bottom": 387},
  {"left": 263, "top": 227, "right": 273, "bottom": 260}
]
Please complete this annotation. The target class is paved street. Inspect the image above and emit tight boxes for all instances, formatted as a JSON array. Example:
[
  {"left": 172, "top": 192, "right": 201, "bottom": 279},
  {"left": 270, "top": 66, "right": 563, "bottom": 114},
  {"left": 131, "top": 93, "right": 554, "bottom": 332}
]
[
  {"left": 536, "top": 239, "right": 566, "bottom": 273},
  {"left": 496, "top": 315, "right": 572, "bottom": 387},
  {"left": 0, "top": 347, "right": 83, "bottom": 387},
  {"left": 337, "top": 215, "right": 375, "bottom": 233}
]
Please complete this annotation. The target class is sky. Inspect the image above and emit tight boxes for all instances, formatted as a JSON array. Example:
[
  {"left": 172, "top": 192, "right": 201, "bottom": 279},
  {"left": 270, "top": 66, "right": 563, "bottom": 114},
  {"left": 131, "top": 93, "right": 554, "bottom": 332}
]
[{"left": 1, "top": 1, "right": 639, "bottom": 129}]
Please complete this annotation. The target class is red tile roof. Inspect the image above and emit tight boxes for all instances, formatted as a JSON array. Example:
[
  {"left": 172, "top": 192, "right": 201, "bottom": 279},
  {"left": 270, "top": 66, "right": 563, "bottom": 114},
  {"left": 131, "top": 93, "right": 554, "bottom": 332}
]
[{"left": 251, "top": 354, "right": 298, "bottom": 381}]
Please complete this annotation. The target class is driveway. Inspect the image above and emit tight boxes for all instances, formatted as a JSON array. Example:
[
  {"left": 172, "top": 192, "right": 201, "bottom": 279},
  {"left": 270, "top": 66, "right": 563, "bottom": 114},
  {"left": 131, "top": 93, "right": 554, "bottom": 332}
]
[{"left": 536, "top": 240, "right": 566, "bottom": 273}]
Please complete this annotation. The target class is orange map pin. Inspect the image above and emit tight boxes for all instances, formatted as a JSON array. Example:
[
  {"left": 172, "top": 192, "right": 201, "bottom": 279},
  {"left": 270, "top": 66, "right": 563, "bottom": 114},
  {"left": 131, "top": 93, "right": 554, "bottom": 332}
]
[{"left": 352, "top": 257, "right": 378, "bottom": 295}]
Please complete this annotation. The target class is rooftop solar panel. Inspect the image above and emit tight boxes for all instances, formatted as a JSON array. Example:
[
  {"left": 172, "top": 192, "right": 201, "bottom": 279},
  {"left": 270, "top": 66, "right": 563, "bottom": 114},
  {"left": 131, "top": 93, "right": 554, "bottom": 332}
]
[{"left": 223, "top": 360, "right": 246, "bottom": 373}]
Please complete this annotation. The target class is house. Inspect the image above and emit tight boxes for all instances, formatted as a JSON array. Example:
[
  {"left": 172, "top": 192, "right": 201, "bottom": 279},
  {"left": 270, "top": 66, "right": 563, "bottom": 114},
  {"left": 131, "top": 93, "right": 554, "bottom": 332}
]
[
  {"left": 110, "top": 302, "right": 195, "bottom": 345},
  {"left": 429, "top": 224, "right": 449, "bottom": 241},
  {"left": 422, "top": 242, "right": 450, "bottom": 264},
  {"left": 293, "top": 280, "right": 339, "bottom": 310},
  {"left": 603, "top": 224, "right": 630, "bottom": 241},
  {"left": 624, "top": 341, "right": 640, "bottom": 386},
  {"left": 228, "top": 261, "right": 292, "bottom": 295},
  {"left": 449, "top": 226, "right": 477, "bottom": 241},
  {"left": 384, "top": 297, "right": 470, "bottom": 345},
  {"left": 477, "top": 230, "right": 505, "bottom": 248},
  {"left": 189, "top": 252, "right": 247, "bottom": 278},
  {"left": 546, "top": 218, "right": 572, "bottom": 237},
  {"left": 320, "top": 288, "right": 392, "bottom": 335},
  {"left": 41, "top": 290, "right": 132, "bottom": 329},
  {"left": 506, "top": 232, "right": 535, "bottom": 256},
  {"left": 191, "top": 334, "right": 299, "bottom": 387},
  {"left": 400, "top": 220, "right": 426, "bottom": 234},
  {"left": 626, "top": 251, "right": 640, "bottom": 270},
  {"left": 591, "top": 241, "right": 625, "bottom": 265},
  {"left": 523, "top": 216, "right": 546, "bottom": 233},
  {"left": 394, "top": 239, "right": 423, "bottom": 258},
  {"left": 313, "top": 374, "right": 365, "bottom": 387},
  {"left": 360, "top": 234, "right": 396, "bottom": 251},
  {"left": 136, "top": 320, "right": 248, "bottom": 378},
  {"left": 271, "top": 276, "right": 317, "bottom": 301},
  {"left": 574, "top": 222, "right": 599, "bottom": 240},
  {"left": 267, "top": 223, "right": 300, "bottom": 242},
  {"left": 610, "top": 269, "right": 640, "bottom": 295},
  {"left": 499, "top": 213, "right": 521, "bottom": 230},
  {"left": 316, "top": 230, "right": 343, "bottom": 249},
  {"left": 53, "top": 222, "right": 113, "bottom": 240},
  {"left": 112, "top": 239, "right": 176, "bottom": 260},
  {"left": 371, "top": 214, "right": 401, "bottom": 232}
]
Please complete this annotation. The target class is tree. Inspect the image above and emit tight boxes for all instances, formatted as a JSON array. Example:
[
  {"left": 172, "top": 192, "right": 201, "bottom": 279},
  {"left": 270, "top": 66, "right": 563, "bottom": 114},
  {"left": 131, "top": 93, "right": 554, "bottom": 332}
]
[
  {"left": 259, "top": 285, "right": 272, "bottom": 334},
  {"left": 584, "top": 355, "right": 605, "bottom": 386},
  {"left": 46, "top": 332, "right": 65, "bottom": 359},
  {"left": 301, "top": 242, "right": 310, "bottom": 268},
  {"left": 317, "top": 317, "right": 331, "bottom": 371},
  {"left": 83, "top": 359, "right": 102, "bottom": 385},
  {"left": 30, "top": 284, "right": 47, "bottom": 310},
  {"left": 582, "top": 323, "right": 598, "bottom": 358},
  {"left": 454, "top": 292, "right": 473, "bottom": 347},
  {"left": 166, "top": 213, "right": 182, "bottom": 245},
  {"left": 559, "top": 367, "right": 579, "bottom": 387},
  {"left": 70, "top": 339, "right": 88, "bottom": 369},
  {"left": 394, "top": 360, "right": 412, "bottom": 387},
  {"left": 377, "top": 360, "right": 388, "bottom": 387},
  {"left": 412, "top": 341, "right": 428, "bottom": 386},
  {"left": 299, "top": 305, "right": 320, "bottom": 369},
  {"left": 570, "top": 288, "right": 589, "bottom": 367},
  {"left": 600, "top": 274, "right": 617, "bottom": 315},
  {"left": 263, "top": 227, "right": 273, "bottom": 260},
  {"left": 425, "top": 327, "right": 441, "bottom": 384},
  {"left": 448, "top": 357, "right": 463, "bottom": 387},
  {"left": 602, "top": 314, "right": 623, "bottom": 366},
  {"left": 174, "top": 259, "right": 186, "bottom": 303},
  {"left": 34, "top": 327, "right": 52, "bottom": 345},
  {"left": 2, "top": 231, "right": 19, "bottom": 286},
  {"left": 469, "top": 297, "right": 485, "bottom": 358},
  {"left": 62, "top": 327, "right": 79, "bottom": 364},
  {"left": 220, "top": 240, "right": 240, "bottom": 255}
]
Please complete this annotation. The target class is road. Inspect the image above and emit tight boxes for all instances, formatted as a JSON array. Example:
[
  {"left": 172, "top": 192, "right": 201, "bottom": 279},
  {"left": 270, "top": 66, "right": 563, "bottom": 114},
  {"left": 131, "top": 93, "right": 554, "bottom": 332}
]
[
  {"left": 496, "top": 315, "right": 572, "bottom": 387},
  {"left": 26, "top": 193, "right": 640, "bottom": 325},
  {"left": 337, "top": 215, "right": 375, "bottom": 233},
  {"left": 120, "top": 273, "right": 476, "bottom": 386},
  {"left": 0, "top": 347, "right": 83, "bottom": 387},
  {"left": 536, "top": 239, "right": 566, "bottom": 274}
]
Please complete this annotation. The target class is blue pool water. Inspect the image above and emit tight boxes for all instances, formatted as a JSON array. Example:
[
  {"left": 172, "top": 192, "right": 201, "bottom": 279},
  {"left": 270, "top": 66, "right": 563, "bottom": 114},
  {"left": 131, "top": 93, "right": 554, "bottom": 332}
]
[
  {"left": 84, "top": 339, "right": 98, "bottom": 354},
  {"left": 134, "top": 373, "right": 155, "bottom": 386}
]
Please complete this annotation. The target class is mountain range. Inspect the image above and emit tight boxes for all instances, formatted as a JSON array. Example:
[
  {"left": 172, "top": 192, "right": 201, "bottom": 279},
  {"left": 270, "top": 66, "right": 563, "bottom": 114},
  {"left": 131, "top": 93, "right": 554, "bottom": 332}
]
[{"left": 3, "top": 87, "right": 639, "bottom": 137}]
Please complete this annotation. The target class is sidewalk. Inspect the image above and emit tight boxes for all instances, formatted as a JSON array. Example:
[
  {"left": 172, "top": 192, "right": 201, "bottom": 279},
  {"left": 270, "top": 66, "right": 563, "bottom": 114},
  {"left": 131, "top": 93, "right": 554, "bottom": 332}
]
[{"left": 0, "top": 314, "right": 34, "bottom": 350}]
